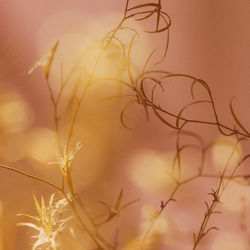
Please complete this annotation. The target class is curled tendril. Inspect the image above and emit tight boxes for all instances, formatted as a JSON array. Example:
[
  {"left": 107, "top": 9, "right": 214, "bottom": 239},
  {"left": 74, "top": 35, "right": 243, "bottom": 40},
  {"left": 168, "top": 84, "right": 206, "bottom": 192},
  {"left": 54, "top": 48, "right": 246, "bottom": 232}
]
[{"left": 120, "top": 100, "right": 137, "bottom": 129}]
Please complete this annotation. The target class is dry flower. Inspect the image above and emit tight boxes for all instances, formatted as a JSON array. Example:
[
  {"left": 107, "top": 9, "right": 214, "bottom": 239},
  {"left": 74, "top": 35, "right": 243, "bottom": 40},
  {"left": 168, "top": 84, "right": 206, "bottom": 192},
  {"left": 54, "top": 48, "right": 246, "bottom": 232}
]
[
  {"left": 17, "top": 193, "right": 71, "bottom": 250},
  {"left": 28, "top": 41, "right": 59, "bottom": 80},
  {"left": 49, "top": 141, "right": 82, "bottom": 177}
]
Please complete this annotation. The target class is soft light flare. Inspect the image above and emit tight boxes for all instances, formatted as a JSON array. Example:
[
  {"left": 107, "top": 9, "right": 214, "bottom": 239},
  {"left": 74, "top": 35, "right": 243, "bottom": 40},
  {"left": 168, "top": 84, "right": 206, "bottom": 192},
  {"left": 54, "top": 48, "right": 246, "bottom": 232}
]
[
  {"left": 211, "top": 232, "right": 247, "bottom": 250},
  {"left": 128, "top": 150, "right": 175, "bottom": 193}
]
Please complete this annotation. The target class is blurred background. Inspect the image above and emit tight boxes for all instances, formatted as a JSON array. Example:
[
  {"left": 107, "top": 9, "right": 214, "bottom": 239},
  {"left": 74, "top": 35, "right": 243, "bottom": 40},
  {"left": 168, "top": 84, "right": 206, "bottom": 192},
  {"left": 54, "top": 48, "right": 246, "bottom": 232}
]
[{"left": 0, "top": 0, "right": 249, "bottom": 249}]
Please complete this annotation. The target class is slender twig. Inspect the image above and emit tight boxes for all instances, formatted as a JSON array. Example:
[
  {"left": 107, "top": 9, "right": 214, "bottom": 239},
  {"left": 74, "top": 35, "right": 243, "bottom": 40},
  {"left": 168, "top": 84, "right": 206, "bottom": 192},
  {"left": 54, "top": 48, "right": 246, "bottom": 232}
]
[{"left": 0, "top": 164, "right": 61, "bottom": 191}]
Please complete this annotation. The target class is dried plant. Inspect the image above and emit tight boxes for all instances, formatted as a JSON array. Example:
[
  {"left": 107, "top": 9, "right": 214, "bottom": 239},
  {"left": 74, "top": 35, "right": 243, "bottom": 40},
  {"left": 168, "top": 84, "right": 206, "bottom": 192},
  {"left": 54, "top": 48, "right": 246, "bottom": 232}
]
[
  {"left": 0, "top": 0, "right": 249, "bottom": 249},
  {"left": 17, "top": 193, "right": 71, "bottom": 250}
]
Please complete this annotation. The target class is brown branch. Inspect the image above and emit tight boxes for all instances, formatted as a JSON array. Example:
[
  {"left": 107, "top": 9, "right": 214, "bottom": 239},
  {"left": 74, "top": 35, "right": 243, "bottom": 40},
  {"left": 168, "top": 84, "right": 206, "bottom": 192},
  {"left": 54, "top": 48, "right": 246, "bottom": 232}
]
[{"left": 0, "top": 164, "right": 61, "bottom": 191}]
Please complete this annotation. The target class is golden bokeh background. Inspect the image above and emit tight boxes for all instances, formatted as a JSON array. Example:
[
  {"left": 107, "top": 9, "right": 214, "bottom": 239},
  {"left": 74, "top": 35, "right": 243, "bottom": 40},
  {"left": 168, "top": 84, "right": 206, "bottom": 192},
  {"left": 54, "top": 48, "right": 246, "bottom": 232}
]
[{"left": 0, "top": 0, "right": 249, "bottom": 249}]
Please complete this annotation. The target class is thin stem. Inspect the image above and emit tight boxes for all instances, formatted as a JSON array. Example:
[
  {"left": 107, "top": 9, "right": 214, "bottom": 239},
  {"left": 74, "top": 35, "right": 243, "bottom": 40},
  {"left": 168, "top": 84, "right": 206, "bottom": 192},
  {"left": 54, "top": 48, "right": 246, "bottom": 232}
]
[
  {"left": 0, "top": 163, "right": 106, "bottom": 249},
  {"left": 0, "top": 164, "right": 61, "bottom": 191}
]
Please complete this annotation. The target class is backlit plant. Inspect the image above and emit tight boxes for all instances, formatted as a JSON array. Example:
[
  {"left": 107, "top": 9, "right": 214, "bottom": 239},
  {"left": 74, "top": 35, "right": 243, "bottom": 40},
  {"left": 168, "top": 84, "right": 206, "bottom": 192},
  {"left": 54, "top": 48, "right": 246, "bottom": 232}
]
[{"left": 0, "top": 0, "right": 249, "bottom": 249}]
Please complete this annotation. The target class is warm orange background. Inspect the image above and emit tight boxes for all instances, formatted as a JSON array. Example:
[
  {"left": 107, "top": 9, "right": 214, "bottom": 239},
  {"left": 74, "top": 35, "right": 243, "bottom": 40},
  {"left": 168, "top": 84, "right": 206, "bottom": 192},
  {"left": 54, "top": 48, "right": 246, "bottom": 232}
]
[{"left": 0, "top": 0, "right": 249, "bottom": 249}]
